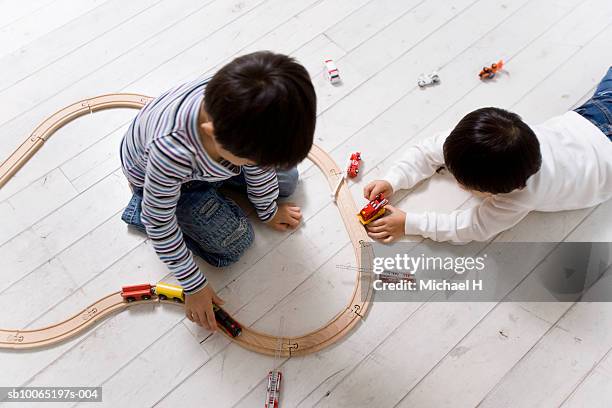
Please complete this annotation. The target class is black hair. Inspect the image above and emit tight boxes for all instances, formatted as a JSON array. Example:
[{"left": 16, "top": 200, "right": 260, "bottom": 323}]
[
  {"left": 443, "top": 107, "right": 542, "bottom": 194},
  {"left": 204, "top": 51, "right": 316, "bottom": 168}
]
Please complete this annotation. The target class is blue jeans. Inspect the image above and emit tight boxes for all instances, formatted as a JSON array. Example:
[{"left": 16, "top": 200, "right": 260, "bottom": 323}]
[
  {"left": 121, "top": 167, "right": 298, "bottom": 267},
  {"left": 574, "top": 67, "right": 612, "bottom": 140}
]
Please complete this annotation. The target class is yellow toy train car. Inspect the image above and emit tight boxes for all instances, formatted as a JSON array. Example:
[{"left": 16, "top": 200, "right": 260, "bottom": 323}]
[
  {"left": 154, "top": 282, "right": 185, "bottom": 302},
  {"left": 153, "top": 281, "right": 242, "bottom": 337}
]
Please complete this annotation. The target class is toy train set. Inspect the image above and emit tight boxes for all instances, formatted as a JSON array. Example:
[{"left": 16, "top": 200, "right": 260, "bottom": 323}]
[
  {"left": 121, "top": 282, "right": 242, "bottom": 337},
  {"left": 1, "top": 93, "right": 374, "bottom": 360}
]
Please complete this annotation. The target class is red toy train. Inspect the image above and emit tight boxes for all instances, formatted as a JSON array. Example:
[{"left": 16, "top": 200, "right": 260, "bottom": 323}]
[
  {"left": 120, "top": 283, "right": 242, "bottom": 337},
  {"left": 120, "top": 283, "right": 153, "bottom": 302},
  {"left": 358, "top": 193, "right": 389, "bottom": 225},
  {"left": 347, "top": 152, "right": 361, "bottom": 178}
]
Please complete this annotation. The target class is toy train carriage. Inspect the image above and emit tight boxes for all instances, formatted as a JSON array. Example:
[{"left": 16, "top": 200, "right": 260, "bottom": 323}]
[
  {"left": 155, "top": 282, "right": 185, "bottom": 302},
  {"left": 121, "top": 282, "right": 242, "bottom": 337},
  {"left": 347, "top": 152, "right": 361, "bottom": 178},
  {"left": 213, "top": 304, "right": 242, "bottom": 337},
  {"left": 155, "top": 282, "right": 242, "bottom": 337},
  {"left": 120, "top": 283, "right": 153, "bottom": 302},
  {"left": 265, "top": 370, "right": 282, "bottom": 408},
  {"left": 358, "top": 193, "right": 389, "bottom": 225}
]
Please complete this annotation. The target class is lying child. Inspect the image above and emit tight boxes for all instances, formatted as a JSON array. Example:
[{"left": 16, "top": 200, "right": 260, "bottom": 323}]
[
  {"left": 119, "top": 51, "right": 316, "bottom": 330},
  {"left": 364, "top": 67, "right": 612, "bottom": 243}
]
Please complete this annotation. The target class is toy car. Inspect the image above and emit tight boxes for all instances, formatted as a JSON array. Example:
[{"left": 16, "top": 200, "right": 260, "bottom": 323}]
[
  {"left": 357, "top": 193, "right": 389, "bottom": 225},
  {"left": 213, "top": 304, "right": 242, "bottom": 337},
  {"left": 347, "top": 152, "right": 361, "bottom": 178},
  {"left": 417, "top": 71, "right": 440, "bottom": 87},
  {"left": 324, "top": 59, "right": 341, "bottom": 84},
  {"left": 380, "top": 270, "right": 415, "bottom": 283},
  {"left": 265, "top": 370, "right": 282, "bottom": 408},
  {"left": 479, "top": 59, "right": 504, "bottom": 79},
  {"left": 121, "top": 284, "right": 153, "bottom": 302},
  {"left": 155, "top": 282, "right": 185, "bottom": 302}
]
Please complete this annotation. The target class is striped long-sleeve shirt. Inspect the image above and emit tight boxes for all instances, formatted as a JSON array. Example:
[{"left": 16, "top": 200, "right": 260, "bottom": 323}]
[{"left": 119, "top": 77, "right": 279, "bottom": 294}]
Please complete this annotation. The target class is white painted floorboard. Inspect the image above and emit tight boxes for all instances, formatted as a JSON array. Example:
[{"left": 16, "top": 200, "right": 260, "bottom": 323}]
[{"left": 0, "top": 0, "right": 611, "bottom": 407}]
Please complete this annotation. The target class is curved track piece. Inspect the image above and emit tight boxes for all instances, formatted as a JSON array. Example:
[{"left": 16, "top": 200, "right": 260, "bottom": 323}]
[{"left": 0, "top": 94, "right": 374, "bottom": 356}]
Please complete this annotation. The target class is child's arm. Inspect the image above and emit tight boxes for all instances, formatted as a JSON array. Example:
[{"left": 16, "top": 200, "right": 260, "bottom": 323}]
[
  {"left": 141, "top": 137, "right": 207, "bottom": 294},
  {"left": 241, "top": 165, "right": 280, "bottom": 221},
  {"left": 383, "top": 130, "right": 448, "bottom": 193},
  {"left": 142, "top": 136, "right": 225, "bottom": 330},
  {"left": 405, "top": 196, "right": 531, "bottom": 242},
  {"left": 242, "top": 166, "right": 302, "bottom": 230},
  {"left": 367, "top": 196, "right": 531, "bottom": 243}
]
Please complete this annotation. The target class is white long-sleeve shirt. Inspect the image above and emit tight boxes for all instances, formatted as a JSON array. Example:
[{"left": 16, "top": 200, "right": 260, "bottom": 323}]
[{"left": 383, "top": 111, "right": 612, "bottom": 242}]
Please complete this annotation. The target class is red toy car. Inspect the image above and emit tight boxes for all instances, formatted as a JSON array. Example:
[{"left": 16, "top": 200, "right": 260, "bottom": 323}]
[
  {"left": 358, "top": 193, "right": 389, "bottom": 225},
  {"left": 347, "top": 152, "right": 361, "bottom": 178},
  {"left": 121, "top": 283, "right": 153, "bottom": 302},
  {"left": 479, "top": 59, "right": 504, "bottom": 80}
]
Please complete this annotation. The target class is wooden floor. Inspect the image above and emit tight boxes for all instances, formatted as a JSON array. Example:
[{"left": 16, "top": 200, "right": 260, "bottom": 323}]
[{"left": 1, "top": 0, "right": 612, "bottom": 406}]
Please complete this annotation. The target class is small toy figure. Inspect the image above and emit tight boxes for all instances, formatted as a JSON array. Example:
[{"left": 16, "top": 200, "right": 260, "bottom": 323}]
[
  {"left": 265, "top": 370, "right": 282, "bottom": 408},
  {"left": 417, "top": 71, "right": 440, "bottom": 87},
  {"left": 324, "top": 59, "right": 341, "bottom": 84},
  {"left": 358, "top": 193, "right": 389, "bottom": 225},
  {"left": 479, "top": 60, "right": 504, "bottom": 80},
  {"left": 347, "top": 152, "right": 361, "bottom": 178},
  {"left": 121, "top": 283, "right": 153, "bottom": 302}
]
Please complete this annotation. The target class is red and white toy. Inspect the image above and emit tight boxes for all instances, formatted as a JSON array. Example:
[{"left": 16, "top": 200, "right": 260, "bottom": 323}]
[
  {"left": 324, "top": 59, "right": 341, "bottom": 84},
  {"left": 265, "top": 370, "right": 282, "bottom": 408},
  {"left": 358, "top": 193, "right": 389, "bottom": 225},
  {"left": 346, "top": 152, "right": 361, "bottom": 178}
]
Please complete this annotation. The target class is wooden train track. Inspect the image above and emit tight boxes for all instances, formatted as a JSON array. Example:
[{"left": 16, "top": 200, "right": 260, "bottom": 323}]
[{"left": 0, "top": 93, "right": 374, "bottom": 356}]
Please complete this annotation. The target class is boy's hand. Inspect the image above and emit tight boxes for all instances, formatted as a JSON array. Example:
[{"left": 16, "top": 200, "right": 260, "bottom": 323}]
[
  {"left": 268, "top": 202, "right": 302, "bottom": 231},
  {"left": 364, "top": 180, "right": 393, "bottom": 200},
  {"left": 366, "top": 205, "right": 406, "bottom": 243},
  {"left": 185, "top": 284, "right": 224, "bottom": 331}
]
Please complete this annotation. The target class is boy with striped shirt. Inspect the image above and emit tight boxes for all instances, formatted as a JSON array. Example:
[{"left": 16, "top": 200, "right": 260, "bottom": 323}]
[{"left": 119, "top": 52, "right": 316, "bottom": 331}]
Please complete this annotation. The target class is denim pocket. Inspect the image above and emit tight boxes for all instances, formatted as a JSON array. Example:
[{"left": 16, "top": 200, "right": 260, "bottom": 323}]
[
  {"left": 198, "top": 197, "right": 221, "bottom": 219},
  {"left": 176, "top": 189, "right": 254, "bottom": 264},
  {"left": 222, "top": 217, "right": 249, "bottom": 247}
]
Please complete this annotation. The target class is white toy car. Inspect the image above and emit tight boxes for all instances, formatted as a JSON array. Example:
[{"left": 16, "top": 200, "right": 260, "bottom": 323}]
[
  {"left": 324, "top": 59, "right": 341, "bottom": 84},
  {"left": 417, "top": 71, "right": 440, "bottom": 87}
]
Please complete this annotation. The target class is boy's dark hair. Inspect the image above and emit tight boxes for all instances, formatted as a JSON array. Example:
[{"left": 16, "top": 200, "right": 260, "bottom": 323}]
[
  {"left": 204, "top": 51, "right": 316, "bottom": 168},
  {"left": 443, "top": 107, "right": 541, "bottom": 194}
]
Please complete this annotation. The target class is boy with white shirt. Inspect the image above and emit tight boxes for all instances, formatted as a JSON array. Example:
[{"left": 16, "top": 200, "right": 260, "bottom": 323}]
[{"left": 364, "top": 67, "right": 612, "bottom": 243}]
